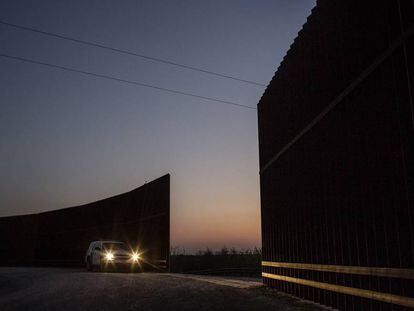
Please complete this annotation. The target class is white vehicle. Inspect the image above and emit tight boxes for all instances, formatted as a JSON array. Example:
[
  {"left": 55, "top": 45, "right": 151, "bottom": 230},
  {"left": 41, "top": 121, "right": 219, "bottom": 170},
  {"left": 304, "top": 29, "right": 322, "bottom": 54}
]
[{"left": 85, "top": 240, "right": 141, "bottom": 271}]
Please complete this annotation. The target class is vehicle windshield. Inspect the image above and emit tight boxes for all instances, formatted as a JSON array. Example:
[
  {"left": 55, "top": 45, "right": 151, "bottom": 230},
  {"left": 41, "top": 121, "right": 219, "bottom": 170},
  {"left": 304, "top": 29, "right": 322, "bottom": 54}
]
[{"left": 102, "top": 242, "right": 129, "bottom": 251}]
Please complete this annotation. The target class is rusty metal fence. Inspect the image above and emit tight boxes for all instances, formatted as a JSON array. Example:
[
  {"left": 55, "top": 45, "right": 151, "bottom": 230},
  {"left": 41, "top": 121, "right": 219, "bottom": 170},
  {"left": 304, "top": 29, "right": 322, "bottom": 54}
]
[
  {"left": 0, "top": 174, "right": 170, "bottom": 270},
  {"left": 258, "top": 0, "right": 414, "bottom": 310}
]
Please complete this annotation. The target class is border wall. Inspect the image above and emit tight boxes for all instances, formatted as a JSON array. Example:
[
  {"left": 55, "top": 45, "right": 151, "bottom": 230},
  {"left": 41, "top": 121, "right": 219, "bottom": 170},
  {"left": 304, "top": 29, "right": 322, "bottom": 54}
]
[
  {"left": 258, "top": 1, "right": 414, "bottom": 309},
  {"left": 0, "top": 174, "right": 170, "bottom": 270}
]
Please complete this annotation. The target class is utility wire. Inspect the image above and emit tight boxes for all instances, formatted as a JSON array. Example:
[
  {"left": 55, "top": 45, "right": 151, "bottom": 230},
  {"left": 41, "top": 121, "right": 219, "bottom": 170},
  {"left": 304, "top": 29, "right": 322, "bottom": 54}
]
[
  {"left": 0, "top": 53, "right": 256, "bottom": 110},
  {"left": 0, "top": 20, "right": 266, "bottom": 87}
]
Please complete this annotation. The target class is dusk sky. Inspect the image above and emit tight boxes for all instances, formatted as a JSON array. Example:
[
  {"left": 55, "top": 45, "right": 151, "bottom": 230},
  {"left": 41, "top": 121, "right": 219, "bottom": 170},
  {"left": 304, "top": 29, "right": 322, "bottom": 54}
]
[{"left": 0, "top": 0, "right": 315, "bottom": 251}]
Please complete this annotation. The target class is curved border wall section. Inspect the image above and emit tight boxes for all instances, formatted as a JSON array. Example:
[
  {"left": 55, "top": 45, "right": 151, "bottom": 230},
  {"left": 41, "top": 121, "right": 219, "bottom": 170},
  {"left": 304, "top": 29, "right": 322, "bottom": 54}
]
[{"left": 0, "top": 174, "right": 170, "bottom": 270}]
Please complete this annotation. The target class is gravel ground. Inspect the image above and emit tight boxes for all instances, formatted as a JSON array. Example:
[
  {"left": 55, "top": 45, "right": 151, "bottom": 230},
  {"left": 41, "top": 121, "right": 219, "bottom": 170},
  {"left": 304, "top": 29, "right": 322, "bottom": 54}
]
[{"left": 0, "top": 267, "right": 325, "bottom": 311}]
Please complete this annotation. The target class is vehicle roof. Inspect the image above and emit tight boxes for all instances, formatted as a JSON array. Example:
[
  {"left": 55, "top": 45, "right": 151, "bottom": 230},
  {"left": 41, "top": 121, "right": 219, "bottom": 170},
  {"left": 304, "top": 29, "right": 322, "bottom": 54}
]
[{"left": 91, "top": 240, "right": 124, "bottom": 244}]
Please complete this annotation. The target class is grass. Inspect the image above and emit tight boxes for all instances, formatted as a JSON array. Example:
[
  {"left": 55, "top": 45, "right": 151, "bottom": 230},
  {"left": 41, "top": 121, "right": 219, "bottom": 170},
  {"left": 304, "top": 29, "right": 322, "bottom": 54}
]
[{"left": 170, "top": 247, "right": 261, "bottom": 277}]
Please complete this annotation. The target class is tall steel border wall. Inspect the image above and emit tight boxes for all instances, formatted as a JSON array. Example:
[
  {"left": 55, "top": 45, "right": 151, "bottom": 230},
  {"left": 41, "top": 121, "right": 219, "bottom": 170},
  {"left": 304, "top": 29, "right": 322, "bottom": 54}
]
[
  {"left": 0, "top": 174, "right": 170, "bottom": 271},
  {"left": 258, "top": 1, "right": 414, "bottom": 310}
]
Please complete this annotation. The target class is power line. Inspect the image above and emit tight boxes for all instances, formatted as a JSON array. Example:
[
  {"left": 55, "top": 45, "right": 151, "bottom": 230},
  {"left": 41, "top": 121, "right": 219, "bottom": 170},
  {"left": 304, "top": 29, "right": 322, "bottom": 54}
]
[
  {"left": 0, "top": 20, "right": 266, "bottom": 87},
  {"left": 0, "top": 53, "right": 256, "bottom": 110}
]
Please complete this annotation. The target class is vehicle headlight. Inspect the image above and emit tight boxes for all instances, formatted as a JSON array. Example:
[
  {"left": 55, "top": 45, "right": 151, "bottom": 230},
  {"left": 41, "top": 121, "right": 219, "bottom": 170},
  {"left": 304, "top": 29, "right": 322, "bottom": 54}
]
[
  {"left": 131, "top": 252, "right": 140, "bottom": 262},
  {"left": 105, "top": 252, "right": 114, "bottom": 261}
]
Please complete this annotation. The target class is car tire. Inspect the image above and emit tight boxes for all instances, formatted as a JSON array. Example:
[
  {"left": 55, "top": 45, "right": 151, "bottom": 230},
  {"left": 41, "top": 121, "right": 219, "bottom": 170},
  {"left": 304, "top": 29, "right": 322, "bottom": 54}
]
[
  {"left": 86, "top": 257, "right": 92, "bottom": 271},
  {"left": 99, "top": 260, "right": 105, "bottom": 272}
]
